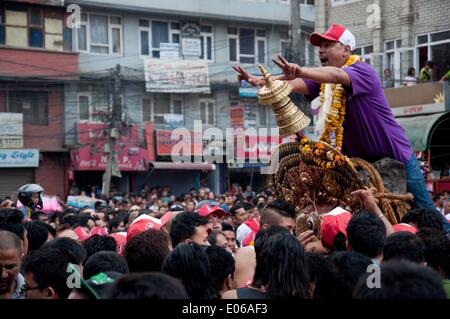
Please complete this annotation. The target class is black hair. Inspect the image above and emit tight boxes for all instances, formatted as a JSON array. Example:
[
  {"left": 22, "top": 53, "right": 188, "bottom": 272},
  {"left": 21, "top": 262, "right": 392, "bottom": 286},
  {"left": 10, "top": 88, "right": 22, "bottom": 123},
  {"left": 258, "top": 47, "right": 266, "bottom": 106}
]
[
  {"left": 41, "top": 222, "right": 56, "bottom": 238},
  {"left": 109, "top": 215, "right": 125, "bottom": 232},
  {"left": 221, "top": 222, "right": 234, "bottom": 232},
  {"left": 353, "top": 260, "right": 446, "bottom": 299},
  {"left": 331, "top": 232, "right": 348, "bottom": 252},
  {"left": 401, "top": 208, "right": 444, "bottom": 232},
  {"left": 83, "top": 251, "right": 129, "bottom": 280},
  {"left": 169, "top": 212, "right": 208, "bottom": 247},
  {"left": 83, "top": 235, "right": 117, "bottom": 260},
  {"left": 229, "top": 205, "right": 243, "bottom": 217},
  {"left": 162, "top": 243, "right": 217, "bottom": 299},
  {"left": 205, "top": 246, "right": 235, "bottom": 297},
  {"left": 313, "top": 251, "right": 372, "bottom": 299},
  {"left": 22, "top": 247, "right": 75, "bottom": 299},
  {"left": 25, "top": 221, "right": 50, "bottom": 252},
  {"left": 306, "top": 252, "right": 326, "bottom": 284},
  {"left": 253, "top": 226, "right": 310, "bottom": 299},
  {"left": 0, "top": 209, "right": 26, "bottom": 241},
  {"left": 407, "top": 67, "right": 415, "bottom": 76},
  {"left": 59, "top": 208, "right": 79, "bottom": 226},
  {"left": 123, "top": 229, "right": 171, "bottom": 273},
  {"left": 347, "top": 211, "right": 386, "bottom": 258},
  {"left": 260, "top": 199, "right": 296, "bottom": 226},
  {"left": 42, "top": 237, "right": 87, "bottom": 265},
  {"left": 106, "top": 272, "right": 188, "bottom": 299},
  {"left": 383, "top": 232, "right": 425, "bottom": 263},
  {"left": 417, "top": 228, "right": 450, "bottom": 277},
  {"left": 241, "top": 202, "right": 253, "bottom": 211}
]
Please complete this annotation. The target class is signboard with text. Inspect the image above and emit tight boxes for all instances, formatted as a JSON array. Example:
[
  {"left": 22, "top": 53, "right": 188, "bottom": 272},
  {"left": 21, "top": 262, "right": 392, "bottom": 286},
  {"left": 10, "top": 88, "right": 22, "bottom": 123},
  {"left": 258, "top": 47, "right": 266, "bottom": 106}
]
[
  {"left": 144, "top": 59, "right": 210, "bottom": 93},
  {"left": 0, "top": 149, "right": 39, "bottom": 167},
  {"left": 0, "top": 113, "right": 23, "bottom": 149}
]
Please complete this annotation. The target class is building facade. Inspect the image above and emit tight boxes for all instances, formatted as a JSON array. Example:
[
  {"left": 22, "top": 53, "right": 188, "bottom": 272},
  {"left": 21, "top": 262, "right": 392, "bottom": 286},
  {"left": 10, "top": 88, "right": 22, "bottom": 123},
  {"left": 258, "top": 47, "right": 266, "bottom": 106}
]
[
  {"left": 0, "top": 0, "right": 78, "bottom": 199},
  {"left": 64, "top": 0, "right": 316, "bottom": 195}
]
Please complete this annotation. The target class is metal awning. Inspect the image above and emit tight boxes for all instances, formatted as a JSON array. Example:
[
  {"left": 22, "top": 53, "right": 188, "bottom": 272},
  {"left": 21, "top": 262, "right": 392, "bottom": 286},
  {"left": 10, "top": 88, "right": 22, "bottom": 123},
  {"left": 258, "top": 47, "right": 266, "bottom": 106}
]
[
  {"left": 396, "top": 112, "right": 450, "bottom": 151},
  {"left": 149, "top": 161, "right": 216, "bottom": 171}
]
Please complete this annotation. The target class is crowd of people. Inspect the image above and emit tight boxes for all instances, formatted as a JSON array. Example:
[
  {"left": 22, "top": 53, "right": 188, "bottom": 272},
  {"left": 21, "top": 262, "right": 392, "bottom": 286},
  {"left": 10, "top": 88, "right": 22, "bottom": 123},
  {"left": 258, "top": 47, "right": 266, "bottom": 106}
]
[{"left": 0, "top": 182, "right": 450, "bottom": 300}]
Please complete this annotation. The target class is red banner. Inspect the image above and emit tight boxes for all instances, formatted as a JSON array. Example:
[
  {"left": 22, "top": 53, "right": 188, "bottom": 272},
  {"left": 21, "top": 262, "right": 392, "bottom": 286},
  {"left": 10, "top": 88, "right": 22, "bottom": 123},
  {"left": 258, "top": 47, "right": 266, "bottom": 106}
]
[
  {"left": 155, "top": 129, "right": 203, "bottom": 156},
  {"left": 72, "top": 122, "right": 148, "bottom": 171},
  {"left": 71, "top": 144, "right": 148, "bottom": 171}
]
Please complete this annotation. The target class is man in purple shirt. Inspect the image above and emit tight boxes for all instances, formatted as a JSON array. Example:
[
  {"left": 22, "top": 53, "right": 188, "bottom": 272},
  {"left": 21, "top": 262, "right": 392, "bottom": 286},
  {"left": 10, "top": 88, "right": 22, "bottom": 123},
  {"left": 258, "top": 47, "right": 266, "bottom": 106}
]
[{"left": 234, "top": 24, "right": 450, "bottom": 233}]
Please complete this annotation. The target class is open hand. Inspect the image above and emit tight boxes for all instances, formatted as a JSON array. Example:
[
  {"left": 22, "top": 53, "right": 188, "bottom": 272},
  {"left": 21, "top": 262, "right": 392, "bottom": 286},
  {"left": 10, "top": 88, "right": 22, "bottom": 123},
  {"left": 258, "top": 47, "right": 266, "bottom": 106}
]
[
  {"left": 351, "top": 188, "right": 380, "bottom": 214},
  {"left": 232, "top": 65, "right": 263, "bottom": 87},
  {"left": 297, "top": 230, "right": 319, "bottom": 247},
  {"left": 272, "top": 54, "right": 303, "bottom": 80}
]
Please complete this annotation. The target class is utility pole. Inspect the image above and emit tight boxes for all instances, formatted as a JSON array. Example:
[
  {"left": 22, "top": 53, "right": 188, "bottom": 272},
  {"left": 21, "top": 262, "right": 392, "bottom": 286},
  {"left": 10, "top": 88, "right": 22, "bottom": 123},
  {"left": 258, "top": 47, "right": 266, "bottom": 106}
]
[
  {"left": 101, "top": 64, "right": 122, "bottom": 197},
  {"left": 290, "top": 0, "right": 304, "bottom": 66}
]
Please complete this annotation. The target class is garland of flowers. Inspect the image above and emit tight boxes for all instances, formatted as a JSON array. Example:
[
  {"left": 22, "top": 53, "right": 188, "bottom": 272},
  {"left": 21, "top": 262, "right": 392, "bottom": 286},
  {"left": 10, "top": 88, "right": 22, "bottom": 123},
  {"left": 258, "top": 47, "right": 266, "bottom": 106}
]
[{"left": 300, "top": 55, "right": 362, "bottom": 170}]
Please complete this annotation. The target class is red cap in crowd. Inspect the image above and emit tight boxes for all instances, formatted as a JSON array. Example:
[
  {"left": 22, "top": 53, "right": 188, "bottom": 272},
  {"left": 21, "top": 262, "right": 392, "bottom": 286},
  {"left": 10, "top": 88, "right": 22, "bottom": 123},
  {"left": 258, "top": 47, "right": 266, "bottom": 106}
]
[
  {"left": 110, "top": 232, "right": 127, "bottom": 255},
  {"left": 321, "top": 207, "right": 352, "bottom": 248},
  {"left": 126, "top": 212, "right": 173, "bottom": 241},
  {"left": 73, "top": 226, "right": 90, "bottom": 241},
  {"left": 392, "top": 223, "right": 418, "bottom": 234},
  {"left": 197, "top": 205, "right": 226, "bottom": 218}
]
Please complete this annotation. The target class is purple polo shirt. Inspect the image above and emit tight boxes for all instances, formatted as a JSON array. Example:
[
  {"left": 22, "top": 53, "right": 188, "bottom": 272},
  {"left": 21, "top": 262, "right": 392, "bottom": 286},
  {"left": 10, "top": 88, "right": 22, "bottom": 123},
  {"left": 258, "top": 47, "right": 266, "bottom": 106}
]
[{"left": 304, "top": 62, "right": 412, "bottom": 164}]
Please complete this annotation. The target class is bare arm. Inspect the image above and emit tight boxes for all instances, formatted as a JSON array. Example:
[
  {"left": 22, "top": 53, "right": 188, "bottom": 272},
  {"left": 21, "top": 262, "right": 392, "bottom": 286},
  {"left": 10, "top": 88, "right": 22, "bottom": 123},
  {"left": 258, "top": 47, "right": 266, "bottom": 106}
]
[
  {"left": 272, "top": 55, "right": 351, "bottom": 86},
  {"left": 352, "top": 189, "right": 395, "bottom": 237},
  {"left": 301, "top": 67, "right": 351, "bottom": 86}
]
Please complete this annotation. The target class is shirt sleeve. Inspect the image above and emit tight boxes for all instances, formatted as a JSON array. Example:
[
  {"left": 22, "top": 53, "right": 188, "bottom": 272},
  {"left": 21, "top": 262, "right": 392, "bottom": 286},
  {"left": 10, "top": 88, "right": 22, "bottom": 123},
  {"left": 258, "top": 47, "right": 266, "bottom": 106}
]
[
  {"left": 303, "top": 79, "right": 321, "bottom": 100},
  {"left": 342, "top": 62, "right": 374, "bottom": 96}
]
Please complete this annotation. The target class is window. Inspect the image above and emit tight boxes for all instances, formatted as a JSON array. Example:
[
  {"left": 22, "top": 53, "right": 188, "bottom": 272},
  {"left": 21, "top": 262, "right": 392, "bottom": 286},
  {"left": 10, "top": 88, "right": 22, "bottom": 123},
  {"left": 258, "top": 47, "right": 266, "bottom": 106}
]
[
  {"left": 354, "top": 46, "right": 373, "bottom": 64},
  {"left": 28, "top": 7, "right": 42, "bottom": 47},
  {"left": 200, "top": 99, "right": 215, "bottom": 125},
  {"left": 9, "top": 91, "right": 48, "bottom": 125},
  {"left": 228, "top": 27, "right": 266, "bottom": 64},
  {"left": 416, "top": 30, "right": 450, "bottom": 80},
  {"left": 384, "top": 39, "right": 402, "bottom": 87},
  {"left": 76, "top": 13, "right": 122, "bottom": 55},
  {"left": 142, "top": 94, "right": 183, "bottom": 124},
  {"left": 279, "top": 0, "right": 315, "bottom": 3},
  {"left": 139, "top": 19, "right": 180, "bottom": 58},
  {"left": 77, "top": 85, "right": 111, "bottom": 121},
  {"left": 200, "top": 25, "right": 213, "bottom": 61},
  {"left": 0, "top": 7, "right": 4, "bottom": 44},
  {"left": 331, "top": 0, "right": 362, "bottom": 6}
]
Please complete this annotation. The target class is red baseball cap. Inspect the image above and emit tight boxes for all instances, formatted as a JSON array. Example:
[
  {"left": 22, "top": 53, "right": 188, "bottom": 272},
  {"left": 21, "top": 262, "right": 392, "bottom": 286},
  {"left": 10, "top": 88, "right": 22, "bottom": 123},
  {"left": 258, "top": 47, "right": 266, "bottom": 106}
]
[
  {"left": 73, "top": 226, "right": 90, "bottom": 241},
  {"left": 321, "top": 207, "right": 352, "bottom": 247},
  {"left": 126, "top": 213, "right": 173, "bottom": 241},
  {"left": 310, "top": 24, "right": 356, "bottom": 51},
  {"left": 197, "top": 205, "right": 226, "bottom": 218},
  {"left": 110, "top": 232, "right": 127, "bottom": 255},
  {"left": 392, "top": 223, "right": 418, "bottom": 234},
  {"left": 90, "top": 226, "right": 109, "bottom": 237}
]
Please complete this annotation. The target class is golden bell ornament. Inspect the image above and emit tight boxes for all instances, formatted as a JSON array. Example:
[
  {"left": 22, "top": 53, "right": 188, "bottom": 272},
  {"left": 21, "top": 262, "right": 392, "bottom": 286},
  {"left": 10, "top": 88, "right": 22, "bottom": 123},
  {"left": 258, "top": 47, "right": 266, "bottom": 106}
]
[{"left": 257, "top": 65, "right": 311, "bottom": 137}]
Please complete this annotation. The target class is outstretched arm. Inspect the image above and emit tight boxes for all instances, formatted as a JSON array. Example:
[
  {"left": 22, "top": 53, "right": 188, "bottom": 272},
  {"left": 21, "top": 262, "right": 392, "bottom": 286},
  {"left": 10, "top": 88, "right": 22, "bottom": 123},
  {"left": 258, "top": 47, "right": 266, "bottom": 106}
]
[{"left": 272, "top": 55, "right": 351, "bottom": 87}]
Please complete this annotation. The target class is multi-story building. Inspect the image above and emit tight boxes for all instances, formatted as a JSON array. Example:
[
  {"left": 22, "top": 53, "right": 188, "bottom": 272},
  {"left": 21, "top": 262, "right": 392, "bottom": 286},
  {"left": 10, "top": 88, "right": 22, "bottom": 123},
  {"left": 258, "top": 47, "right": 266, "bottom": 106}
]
[
  {"left": 0, "top": 0, "right": 78, "bottom": 199},
  {"left": 64, "top": 0, "right": 316, "bottom": 195},
  {"left": 315, "top": 0, "right": 450, "bottom": 83},
  {"left": 315, "top": 0, "right": 450, "bottom": 191}
]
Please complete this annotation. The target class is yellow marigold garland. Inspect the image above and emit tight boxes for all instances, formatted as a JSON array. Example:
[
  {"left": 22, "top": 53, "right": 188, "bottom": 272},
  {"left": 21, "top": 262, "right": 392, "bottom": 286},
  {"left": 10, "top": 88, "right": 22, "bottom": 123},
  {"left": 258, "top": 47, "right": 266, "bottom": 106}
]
[{"left": 300, "top": 55, "right": 362, "bottom": 170}]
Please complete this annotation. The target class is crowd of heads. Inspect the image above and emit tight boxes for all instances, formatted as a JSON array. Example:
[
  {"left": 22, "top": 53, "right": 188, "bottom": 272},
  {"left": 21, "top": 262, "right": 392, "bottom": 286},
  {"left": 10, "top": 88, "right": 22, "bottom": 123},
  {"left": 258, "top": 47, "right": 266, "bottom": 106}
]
[{"left": 0, "top": 183, "right": 449, "bottom": 300}]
